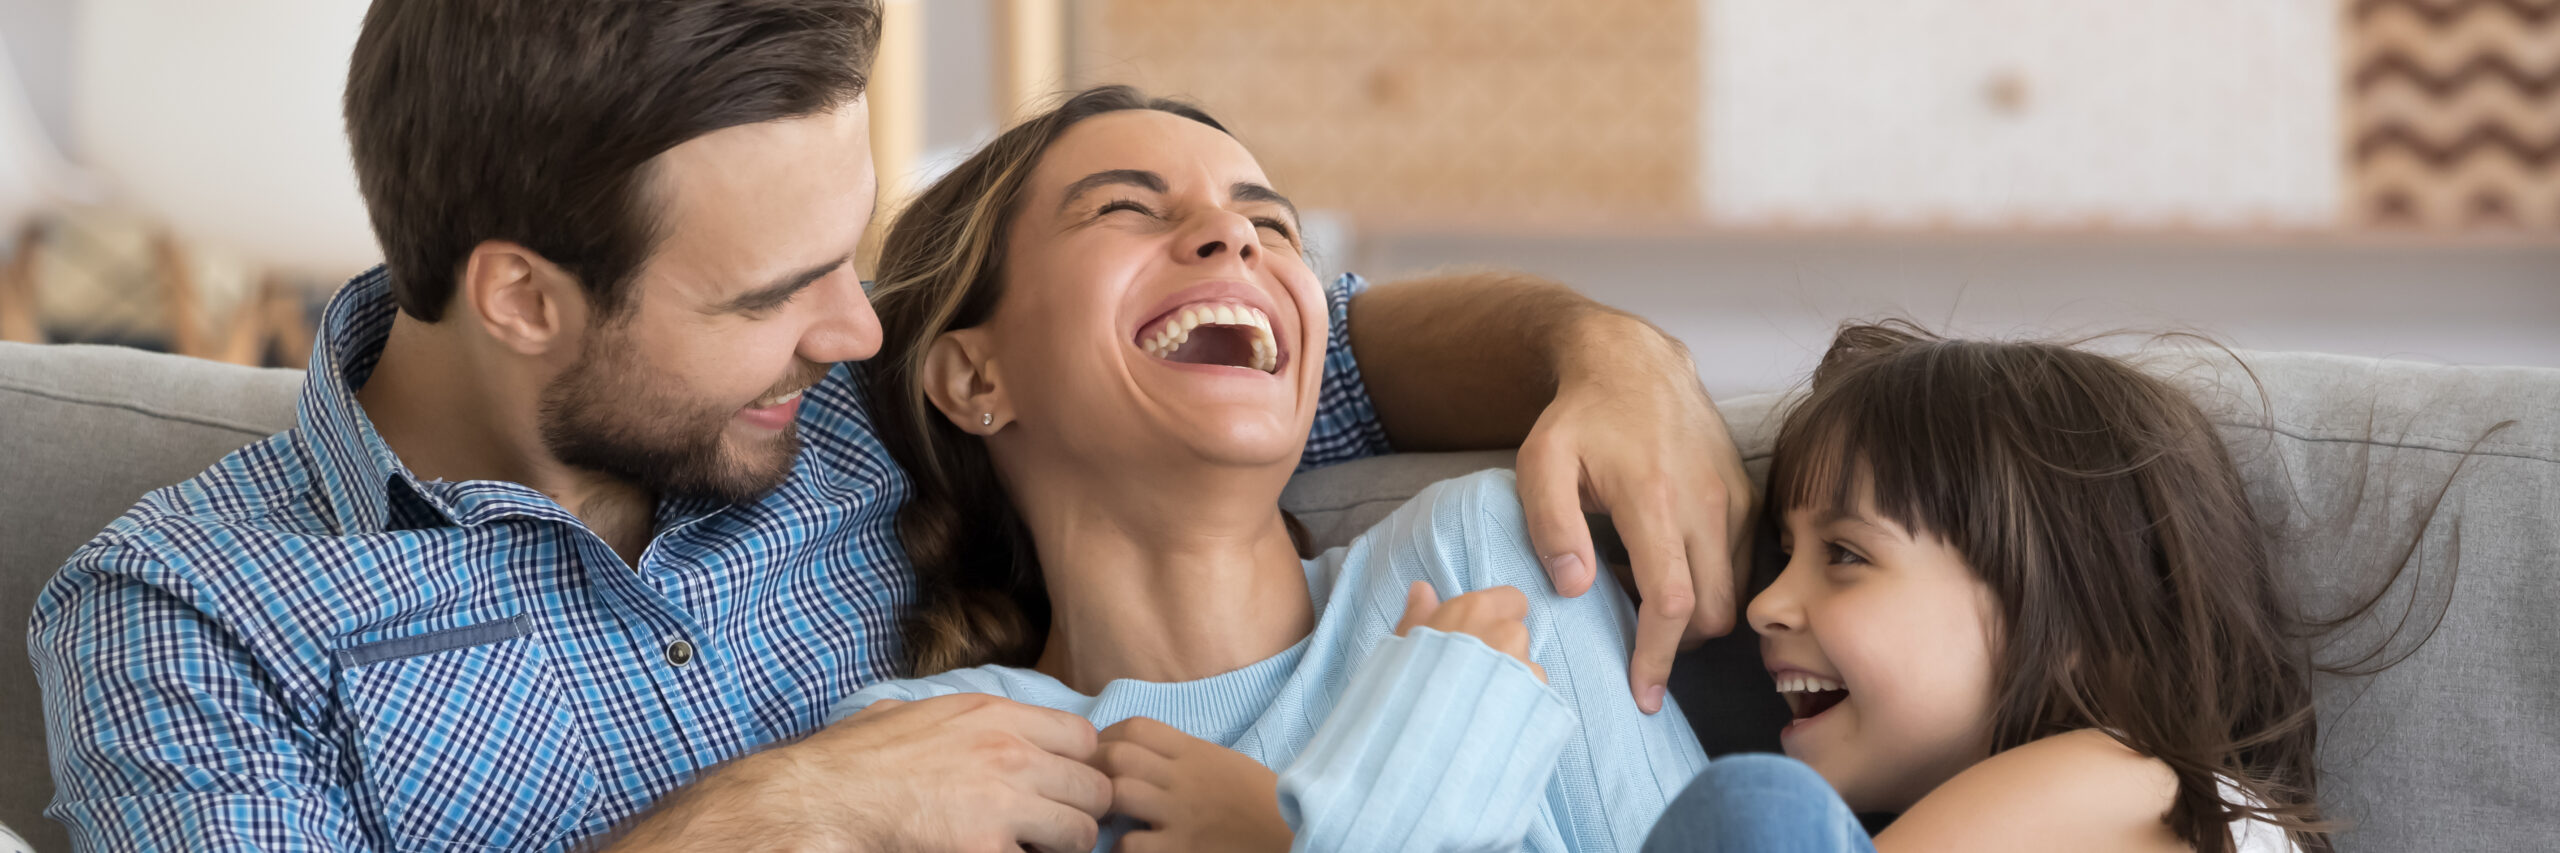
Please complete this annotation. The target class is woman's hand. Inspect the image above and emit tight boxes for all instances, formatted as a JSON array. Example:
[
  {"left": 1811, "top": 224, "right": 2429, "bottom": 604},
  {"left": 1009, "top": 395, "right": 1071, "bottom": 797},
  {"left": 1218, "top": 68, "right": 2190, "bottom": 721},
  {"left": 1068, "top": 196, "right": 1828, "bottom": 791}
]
[
  {"left": 1093, "top": 717, "right": 1292, "bottom": 853},
  {"left": 1394, "top": 582, "right": 1545, "bottom": 682}
]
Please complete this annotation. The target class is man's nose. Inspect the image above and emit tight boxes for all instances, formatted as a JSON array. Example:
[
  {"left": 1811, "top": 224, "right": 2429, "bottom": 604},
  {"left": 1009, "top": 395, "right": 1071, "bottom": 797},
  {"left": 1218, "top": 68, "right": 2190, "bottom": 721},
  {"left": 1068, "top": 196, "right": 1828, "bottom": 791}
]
[{"left": 801, "top": 275, "right": 882, "bottom": 364}]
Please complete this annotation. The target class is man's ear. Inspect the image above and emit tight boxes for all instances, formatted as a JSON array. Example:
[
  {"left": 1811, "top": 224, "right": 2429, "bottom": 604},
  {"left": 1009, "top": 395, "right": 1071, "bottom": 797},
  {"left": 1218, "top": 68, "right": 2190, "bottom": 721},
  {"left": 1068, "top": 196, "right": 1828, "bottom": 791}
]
[
  {"left": 459, "top": 240, "right": 587, "bottom": 356},
  {"left": 921, "top": 328, "right": 1010, "bottom": 434}
]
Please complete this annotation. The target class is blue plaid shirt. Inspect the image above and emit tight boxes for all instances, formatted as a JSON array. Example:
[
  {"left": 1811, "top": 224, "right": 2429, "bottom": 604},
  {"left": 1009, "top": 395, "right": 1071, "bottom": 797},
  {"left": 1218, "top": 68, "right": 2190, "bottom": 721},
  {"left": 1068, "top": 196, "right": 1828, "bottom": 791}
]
[{"left": 29, "top": 266, "right": 1394, "bottom": 852}]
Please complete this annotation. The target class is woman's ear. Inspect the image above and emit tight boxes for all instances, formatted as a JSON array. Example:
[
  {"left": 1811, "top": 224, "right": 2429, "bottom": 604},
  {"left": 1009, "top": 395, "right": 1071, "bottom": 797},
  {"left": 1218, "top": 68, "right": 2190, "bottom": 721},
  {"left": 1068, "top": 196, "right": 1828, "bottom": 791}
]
[{"left": 922, "top": 328, "right": 1010, "bottom": 435}]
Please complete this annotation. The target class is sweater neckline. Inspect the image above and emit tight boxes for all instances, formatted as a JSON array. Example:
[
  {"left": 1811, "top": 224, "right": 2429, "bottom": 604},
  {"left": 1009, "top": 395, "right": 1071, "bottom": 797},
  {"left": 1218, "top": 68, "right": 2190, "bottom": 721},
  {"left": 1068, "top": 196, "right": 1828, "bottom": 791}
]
[{"left": 1001, "top": 558, "right": 1337, "bottom": 739}]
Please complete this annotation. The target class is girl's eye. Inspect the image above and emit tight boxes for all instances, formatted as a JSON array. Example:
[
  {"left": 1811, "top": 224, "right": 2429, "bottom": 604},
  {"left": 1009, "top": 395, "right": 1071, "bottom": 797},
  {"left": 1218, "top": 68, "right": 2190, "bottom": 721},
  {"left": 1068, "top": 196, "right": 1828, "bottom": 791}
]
[{"left": 1826, "top": 543, "right": 1867, "bottom": 566}]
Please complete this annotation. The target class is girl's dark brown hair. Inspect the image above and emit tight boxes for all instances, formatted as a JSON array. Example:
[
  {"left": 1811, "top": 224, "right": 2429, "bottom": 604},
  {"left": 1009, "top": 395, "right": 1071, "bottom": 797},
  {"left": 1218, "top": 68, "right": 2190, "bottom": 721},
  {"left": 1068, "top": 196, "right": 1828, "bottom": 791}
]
[
  {"left": 862, "top": 85, "right": 1235, "bottom": 676},
  {"left": 1767, "top": 321, "right": 2496, "bottom": 853}
]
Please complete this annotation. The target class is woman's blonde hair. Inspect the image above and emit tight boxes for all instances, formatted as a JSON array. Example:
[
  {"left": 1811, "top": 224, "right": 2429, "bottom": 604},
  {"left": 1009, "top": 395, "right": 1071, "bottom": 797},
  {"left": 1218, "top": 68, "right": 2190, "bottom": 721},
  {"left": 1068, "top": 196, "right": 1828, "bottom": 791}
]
[{"left": 864, "top": 85, "right": 1231, "bottom": 675}]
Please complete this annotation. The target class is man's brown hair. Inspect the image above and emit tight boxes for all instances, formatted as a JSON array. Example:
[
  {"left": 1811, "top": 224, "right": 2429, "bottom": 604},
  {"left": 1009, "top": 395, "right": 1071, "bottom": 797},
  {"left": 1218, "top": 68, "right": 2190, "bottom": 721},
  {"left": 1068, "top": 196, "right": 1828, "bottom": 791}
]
[{"left": 345, "top": 0, "right": 882, "bottom": 322}]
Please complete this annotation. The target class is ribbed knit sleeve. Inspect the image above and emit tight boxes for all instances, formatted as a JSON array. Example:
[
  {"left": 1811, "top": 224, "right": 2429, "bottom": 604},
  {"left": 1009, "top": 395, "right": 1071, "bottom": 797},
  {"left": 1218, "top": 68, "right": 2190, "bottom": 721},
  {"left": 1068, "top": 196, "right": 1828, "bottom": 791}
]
[{"left": 1275, "top": 626, "right": 1574, "bottom": 852}]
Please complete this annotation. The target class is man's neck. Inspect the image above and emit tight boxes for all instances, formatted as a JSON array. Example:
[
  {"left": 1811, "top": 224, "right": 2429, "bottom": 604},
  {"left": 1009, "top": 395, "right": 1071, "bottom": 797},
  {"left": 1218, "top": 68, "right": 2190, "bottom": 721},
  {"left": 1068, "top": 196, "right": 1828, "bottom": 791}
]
[
  {"left": 356, "top": 313, "right": 658, "bottom": 563},
  {"left": 1015, "top": 461, "right": 1315, "bottom": 693}
]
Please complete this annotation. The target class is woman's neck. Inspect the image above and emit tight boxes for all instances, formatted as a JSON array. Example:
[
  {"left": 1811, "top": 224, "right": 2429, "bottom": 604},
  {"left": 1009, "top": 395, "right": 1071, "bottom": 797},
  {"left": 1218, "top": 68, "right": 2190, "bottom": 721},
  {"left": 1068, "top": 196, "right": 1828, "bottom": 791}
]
[{"left": 1008, "top": 459, "right": 1315, "bottom": 694}]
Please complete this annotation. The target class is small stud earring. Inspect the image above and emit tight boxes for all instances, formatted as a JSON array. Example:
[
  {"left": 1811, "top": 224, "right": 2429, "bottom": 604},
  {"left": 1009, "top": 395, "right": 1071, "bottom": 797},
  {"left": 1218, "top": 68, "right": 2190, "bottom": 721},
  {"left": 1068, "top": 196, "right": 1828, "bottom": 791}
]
[{"left": 981, "top": 413, "right": 993, "bottom": 427}]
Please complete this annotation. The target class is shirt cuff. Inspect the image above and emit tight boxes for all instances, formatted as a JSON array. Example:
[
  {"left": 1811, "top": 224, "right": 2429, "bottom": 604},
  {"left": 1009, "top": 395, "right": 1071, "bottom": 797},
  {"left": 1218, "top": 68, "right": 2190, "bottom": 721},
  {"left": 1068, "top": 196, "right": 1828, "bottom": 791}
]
[{"left": 1298, "top": 272, "right": 1396, "bottom": 471}]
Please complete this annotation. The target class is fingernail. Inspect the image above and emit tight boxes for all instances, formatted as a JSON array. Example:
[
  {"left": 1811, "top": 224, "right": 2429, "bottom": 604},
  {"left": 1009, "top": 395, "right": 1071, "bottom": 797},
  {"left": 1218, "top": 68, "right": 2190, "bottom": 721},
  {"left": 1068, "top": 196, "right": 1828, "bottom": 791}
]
[
  {"left": 1642, "top": 685, "right": 1667, "bottom": 715},
  {"left": 1542, "top": 552, "right": 1585, "bottom": 582}
]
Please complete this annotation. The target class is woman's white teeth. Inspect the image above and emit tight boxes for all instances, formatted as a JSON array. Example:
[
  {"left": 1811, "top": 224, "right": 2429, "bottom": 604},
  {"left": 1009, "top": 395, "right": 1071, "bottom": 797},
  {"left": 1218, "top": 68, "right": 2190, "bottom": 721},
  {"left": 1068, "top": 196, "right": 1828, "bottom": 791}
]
[
  {"left": 1140, "top": 301, "right": 1278, "bottom": 373},
  {"left": 1776, "top": 674, "right": 1846, "bottom": 694}
]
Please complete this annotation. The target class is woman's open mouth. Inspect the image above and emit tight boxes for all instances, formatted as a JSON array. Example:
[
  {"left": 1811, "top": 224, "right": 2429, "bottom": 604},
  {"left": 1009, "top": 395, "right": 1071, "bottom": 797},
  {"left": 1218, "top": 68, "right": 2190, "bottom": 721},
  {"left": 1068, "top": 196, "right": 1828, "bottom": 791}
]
[{"left": 1135, "top": 299, "right": 1283, "bottom": 374}]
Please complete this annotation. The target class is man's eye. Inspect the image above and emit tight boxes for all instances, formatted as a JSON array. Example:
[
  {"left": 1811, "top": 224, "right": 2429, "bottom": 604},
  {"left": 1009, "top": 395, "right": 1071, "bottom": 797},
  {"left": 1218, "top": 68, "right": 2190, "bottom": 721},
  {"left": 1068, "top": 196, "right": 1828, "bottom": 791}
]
[{"left": 1099, "top": 200, "right": 1155, "bottom": 217}]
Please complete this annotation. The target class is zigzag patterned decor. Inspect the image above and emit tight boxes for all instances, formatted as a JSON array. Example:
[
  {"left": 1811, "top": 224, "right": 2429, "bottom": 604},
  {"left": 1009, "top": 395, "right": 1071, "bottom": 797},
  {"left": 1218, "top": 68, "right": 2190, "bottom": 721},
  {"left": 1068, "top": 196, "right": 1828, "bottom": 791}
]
[{"left": 2350, "top": 0, "right": 2560, "bottom": 230}]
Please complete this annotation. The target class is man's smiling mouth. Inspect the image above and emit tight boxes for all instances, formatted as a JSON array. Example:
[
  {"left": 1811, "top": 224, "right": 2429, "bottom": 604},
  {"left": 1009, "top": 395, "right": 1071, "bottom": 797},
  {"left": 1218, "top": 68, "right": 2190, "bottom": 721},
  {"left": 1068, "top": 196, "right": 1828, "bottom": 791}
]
[
  {"left": 747, "top": 386, "right": 806, "bottom": 410},
  {"left": 1136, "top": 300, "right": 1281, "bottom": 374}
]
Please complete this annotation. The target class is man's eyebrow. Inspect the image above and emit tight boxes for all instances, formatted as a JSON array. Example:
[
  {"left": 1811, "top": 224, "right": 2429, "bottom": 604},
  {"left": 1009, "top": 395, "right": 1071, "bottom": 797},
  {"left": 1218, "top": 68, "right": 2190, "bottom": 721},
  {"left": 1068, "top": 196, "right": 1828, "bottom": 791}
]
[
  {"left": 1057, "top": 169, "right": 1167, "bottom": 213},
  {"left": 720, "top": 256, "right": 847, "bottom": 313},
  {"left": 1229, "top": 181, "right": 1299, "bottom": 226}
]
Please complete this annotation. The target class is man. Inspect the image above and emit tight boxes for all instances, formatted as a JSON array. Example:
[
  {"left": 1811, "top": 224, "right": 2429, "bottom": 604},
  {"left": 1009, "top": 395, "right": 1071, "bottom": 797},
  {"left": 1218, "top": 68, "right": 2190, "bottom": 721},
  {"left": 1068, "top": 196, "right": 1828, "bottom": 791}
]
[{"left": 30, "top": 1, "right": 1751, "bottom": 850}]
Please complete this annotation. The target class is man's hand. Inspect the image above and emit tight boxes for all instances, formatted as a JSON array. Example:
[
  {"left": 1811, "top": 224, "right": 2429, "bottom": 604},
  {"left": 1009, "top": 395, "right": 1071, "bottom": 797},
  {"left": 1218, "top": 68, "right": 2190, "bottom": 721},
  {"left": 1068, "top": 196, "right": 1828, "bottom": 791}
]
[
  {"left": 1092, "top": 717, "right": 1292, "bottom": 853},
  {"left": 1393, "top": 582, "right": 1544, "bottom": 682},
  {"left": 603, "top": 693, "right": 1112, "bottom": 853},
  {"left": 1514, "top": 311, "right": 1752, "bottom": 715},
  {"left": 1348, "top": 274, "right": 1754, "bottom": 716}
]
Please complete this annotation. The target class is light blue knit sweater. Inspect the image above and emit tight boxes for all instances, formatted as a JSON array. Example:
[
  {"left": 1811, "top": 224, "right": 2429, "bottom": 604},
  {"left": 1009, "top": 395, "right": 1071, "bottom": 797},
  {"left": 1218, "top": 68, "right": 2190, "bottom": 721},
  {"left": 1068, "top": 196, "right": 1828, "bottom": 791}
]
[{"left": 828, "top": 469, "right": 1709, "bottom": 851}]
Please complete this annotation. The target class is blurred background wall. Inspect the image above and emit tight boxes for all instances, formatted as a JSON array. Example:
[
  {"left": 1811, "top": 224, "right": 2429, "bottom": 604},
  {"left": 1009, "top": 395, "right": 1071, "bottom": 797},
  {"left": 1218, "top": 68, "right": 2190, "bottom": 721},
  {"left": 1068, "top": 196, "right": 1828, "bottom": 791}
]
[{"left": 0, "top": 0, "right": 2551, "bottom": 397}]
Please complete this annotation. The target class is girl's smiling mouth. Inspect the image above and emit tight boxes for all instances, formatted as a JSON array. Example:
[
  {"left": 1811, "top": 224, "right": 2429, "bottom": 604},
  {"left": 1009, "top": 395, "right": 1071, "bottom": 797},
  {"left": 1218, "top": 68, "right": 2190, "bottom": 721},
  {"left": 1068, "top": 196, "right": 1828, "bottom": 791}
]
[{"left": 1771, "top": 667, "right": 1852, "bottom": 737}]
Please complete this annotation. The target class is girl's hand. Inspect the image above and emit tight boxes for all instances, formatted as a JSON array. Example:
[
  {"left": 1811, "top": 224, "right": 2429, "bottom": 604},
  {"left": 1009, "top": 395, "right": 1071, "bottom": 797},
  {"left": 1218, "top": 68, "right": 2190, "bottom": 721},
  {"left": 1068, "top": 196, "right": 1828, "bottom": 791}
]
[
  {"left": 1093, "top": 717, "right": 1292, "bottom": 853},
  {"left": 1394, "top": 581, "right": 1546, "bottom": 682}
]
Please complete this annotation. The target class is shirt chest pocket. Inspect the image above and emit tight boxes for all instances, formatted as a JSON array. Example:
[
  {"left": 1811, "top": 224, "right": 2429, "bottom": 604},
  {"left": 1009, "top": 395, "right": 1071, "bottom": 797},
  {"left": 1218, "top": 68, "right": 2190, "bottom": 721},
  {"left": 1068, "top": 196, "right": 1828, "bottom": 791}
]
[{"left": 334, "top": 616, "right": 601, "bottom": 849}]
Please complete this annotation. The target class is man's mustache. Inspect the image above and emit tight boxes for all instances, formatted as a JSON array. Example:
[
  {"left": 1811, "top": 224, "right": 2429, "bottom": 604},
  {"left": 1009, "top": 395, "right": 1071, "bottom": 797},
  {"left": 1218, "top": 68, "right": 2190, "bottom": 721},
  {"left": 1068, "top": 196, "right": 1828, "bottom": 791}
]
[{"left": 756, "top": 359, "right": 834, "bottom": 402}]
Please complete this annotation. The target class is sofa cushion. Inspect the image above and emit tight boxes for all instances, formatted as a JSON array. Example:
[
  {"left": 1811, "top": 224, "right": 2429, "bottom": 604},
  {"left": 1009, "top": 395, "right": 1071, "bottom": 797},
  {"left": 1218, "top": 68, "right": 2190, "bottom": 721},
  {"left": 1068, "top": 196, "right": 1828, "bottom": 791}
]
[{"left": 0, "top": 342, "right": 302, "bottom": 853}]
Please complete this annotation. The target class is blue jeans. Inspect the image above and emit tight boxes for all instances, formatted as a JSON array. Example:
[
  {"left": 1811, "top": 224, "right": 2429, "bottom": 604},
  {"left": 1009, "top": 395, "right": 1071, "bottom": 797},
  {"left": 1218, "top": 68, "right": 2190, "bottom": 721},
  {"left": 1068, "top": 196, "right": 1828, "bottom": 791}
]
[{"left": 1643, "top": 754, "right": 1877, "bottom": 853}]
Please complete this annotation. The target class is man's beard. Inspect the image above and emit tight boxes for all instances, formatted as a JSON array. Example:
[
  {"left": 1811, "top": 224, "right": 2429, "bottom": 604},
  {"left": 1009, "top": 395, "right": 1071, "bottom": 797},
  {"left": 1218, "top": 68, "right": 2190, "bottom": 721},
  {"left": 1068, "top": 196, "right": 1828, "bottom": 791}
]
[{"left": 538, "top": 329, "right": 820, "bottom": 505}]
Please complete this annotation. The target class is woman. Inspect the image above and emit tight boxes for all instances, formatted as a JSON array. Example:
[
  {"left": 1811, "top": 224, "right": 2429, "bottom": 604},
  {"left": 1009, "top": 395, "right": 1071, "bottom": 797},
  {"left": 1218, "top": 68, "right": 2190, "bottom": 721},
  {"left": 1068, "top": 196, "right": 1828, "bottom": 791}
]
[{"left": 829, "top": 86, "right": 1707, "bottom": 851}]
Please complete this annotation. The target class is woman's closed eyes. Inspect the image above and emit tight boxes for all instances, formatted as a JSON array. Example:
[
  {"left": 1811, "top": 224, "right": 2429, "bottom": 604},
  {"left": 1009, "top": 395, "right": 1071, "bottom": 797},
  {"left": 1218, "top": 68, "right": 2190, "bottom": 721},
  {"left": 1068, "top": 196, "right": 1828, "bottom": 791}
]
[{"left": 1095, "top": 198, "right": 1299, "bottom": 246}]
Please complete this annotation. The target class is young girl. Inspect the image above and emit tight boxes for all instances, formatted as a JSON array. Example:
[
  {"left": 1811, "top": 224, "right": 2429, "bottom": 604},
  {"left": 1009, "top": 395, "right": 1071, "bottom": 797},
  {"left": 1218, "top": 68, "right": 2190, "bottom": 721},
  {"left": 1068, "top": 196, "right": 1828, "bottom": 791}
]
[
  {"left": 1649, "top": 323, "right": 2366, "bottom": 853},
  {"left": 831, "top": 85, "right": 1707, "bottom": 851}
]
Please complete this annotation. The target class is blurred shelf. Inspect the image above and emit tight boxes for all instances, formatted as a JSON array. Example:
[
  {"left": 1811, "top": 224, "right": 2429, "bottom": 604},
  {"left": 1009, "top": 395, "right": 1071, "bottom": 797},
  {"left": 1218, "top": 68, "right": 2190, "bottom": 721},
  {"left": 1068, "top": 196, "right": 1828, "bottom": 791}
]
[{"left": 1348, "top": 218, "right": 2560, "bottom": 253}]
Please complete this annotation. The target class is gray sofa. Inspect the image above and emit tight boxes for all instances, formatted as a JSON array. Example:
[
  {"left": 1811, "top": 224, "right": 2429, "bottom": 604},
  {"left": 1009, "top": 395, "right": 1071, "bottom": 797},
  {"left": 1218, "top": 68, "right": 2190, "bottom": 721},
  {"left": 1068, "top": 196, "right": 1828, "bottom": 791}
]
[{"left": 5, "top": 339, "right": 2554, "bottom": 852}]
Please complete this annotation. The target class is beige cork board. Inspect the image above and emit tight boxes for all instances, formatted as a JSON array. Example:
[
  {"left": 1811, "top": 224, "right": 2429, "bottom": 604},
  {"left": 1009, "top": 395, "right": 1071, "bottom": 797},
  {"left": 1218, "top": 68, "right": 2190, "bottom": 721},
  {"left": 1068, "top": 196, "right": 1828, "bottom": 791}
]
[{"left": 1069, "top": 0, "right": 1702, "bottom": 229}]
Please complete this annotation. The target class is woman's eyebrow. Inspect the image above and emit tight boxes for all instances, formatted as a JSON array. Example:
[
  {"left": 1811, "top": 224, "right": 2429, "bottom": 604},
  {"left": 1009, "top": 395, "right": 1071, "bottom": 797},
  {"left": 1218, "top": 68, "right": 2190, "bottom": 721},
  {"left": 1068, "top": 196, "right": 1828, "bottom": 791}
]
[
  {"left": 1057, "top": 169, "right": 1165, "bottom": 213},
  {"left": 1229, "top": 181, "right": 1298, "bottom": 225}
]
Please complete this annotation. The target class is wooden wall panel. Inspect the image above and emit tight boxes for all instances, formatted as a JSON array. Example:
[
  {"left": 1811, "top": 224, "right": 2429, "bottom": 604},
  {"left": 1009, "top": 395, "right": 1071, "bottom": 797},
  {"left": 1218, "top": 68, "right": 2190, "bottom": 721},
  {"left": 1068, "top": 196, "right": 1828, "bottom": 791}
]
[{"left": 1070, "top": 0, "right": 1699, "bottom": 228}]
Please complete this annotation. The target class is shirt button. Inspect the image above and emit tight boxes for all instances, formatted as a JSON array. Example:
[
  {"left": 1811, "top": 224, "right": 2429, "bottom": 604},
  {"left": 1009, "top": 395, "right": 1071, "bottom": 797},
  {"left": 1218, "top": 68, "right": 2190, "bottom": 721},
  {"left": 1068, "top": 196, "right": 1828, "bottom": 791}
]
[{"left": 664, "top": 640, "right": 695, "bottom": 667}]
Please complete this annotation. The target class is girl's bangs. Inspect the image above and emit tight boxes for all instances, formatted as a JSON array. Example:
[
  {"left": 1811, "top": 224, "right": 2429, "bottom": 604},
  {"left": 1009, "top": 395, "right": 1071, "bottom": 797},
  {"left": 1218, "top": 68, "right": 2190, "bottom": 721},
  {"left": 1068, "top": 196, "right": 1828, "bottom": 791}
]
[{"left": 1766, "top": 369, "right": 1961, "bottom": 542}]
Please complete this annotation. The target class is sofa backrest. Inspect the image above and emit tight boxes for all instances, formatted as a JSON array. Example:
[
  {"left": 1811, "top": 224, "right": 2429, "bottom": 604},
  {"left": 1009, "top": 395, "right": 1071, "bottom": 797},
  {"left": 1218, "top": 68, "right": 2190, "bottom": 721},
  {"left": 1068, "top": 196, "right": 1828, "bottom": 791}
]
[
  {"left": 5, "top": 340, "right": 2554, "bottom": 852},
  {"left": 0, "top": 342, "right": 303, "bottom": 852}
]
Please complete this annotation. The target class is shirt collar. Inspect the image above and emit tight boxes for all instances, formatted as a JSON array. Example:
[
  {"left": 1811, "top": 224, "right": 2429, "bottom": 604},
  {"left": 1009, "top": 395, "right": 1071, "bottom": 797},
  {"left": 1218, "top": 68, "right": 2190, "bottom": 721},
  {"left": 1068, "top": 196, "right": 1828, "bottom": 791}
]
[
  {"left": 298, "top": 266, "right": 746, "bottom": 538},
  {"left": 295, "top": 266, "right": 464, "bottom": 535}
]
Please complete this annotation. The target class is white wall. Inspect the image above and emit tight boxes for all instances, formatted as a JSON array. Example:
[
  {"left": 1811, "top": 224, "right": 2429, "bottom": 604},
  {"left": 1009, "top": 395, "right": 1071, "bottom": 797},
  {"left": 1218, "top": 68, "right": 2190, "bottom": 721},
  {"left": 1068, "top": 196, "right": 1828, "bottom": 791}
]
[
  {"left": 0, "top": 0, "right": 72, "bottom": 152},
  {"left": 73, "top": 0, "right": 377, "bottom": 278},
  {"left": 1704, "top": 0, "right": 2341, "bottom": 227}
]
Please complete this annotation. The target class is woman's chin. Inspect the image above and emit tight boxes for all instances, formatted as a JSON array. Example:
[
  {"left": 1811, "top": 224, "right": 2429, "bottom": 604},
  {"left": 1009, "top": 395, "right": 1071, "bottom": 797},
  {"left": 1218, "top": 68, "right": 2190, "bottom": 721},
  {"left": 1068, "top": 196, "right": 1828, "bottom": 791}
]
[{"left": 1163, "top": 417, "right": 1309, "bottom": 469}]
